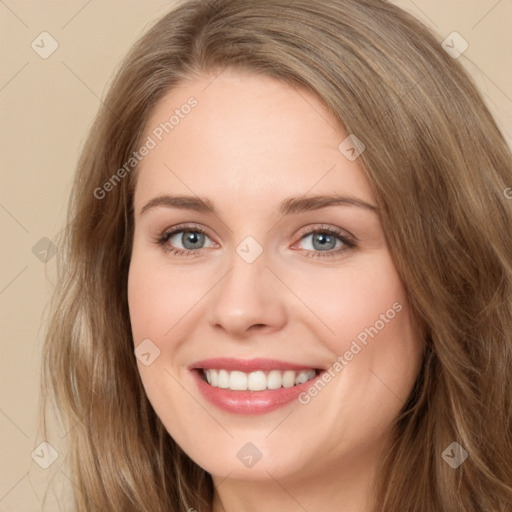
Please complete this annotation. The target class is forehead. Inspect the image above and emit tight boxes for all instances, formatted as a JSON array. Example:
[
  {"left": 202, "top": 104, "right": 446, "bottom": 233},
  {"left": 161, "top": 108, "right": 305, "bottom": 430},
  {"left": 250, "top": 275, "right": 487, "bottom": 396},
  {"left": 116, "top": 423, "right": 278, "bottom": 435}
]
[{"left": 134, "top": 69, "right": 375, "bottom": 209}]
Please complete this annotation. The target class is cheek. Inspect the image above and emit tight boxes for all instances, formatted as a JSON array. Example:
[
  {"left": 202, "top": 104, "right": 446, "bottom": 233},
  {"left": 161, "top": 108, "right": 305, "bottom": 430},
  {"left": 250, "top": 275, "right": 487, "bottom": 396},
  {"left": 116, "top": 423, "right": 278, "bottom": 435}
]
[
  {"left": 127, "top": 255, "right": 202, "bottom": 432},
  {"left": 128, "top": 274, "right": 160, "bottom": 344},
  {"left": 289, "top": 254, "right": 409, "bottom": 353},
  {"left": 127, "top": 252, "right": 209, "bottom": 342},
  {"left": 290, "top": 253, "right": 422, "bottom": 411}
]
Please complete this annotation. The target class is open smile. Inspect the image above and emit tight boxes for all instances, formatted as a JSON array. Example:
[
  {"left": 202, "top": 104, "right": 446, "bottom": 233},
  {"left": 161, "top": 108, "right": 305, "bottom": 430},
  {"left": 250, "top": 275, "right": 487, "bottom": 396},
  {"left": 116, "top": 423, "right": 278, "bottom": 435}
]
[{"left": 189, "top": 358, "right": 326, "bottom": 415}]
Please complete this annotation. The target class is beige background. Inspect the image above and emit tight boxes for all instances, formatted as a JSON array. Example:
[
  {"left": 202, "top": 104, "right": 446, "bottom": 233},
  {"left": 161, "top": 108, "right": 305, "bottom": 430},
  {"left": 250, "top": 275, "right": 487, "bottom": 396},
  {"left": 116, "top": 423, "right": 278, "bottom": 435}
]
[{"left": 1, "top": 1, "right": 511, "bottom": 510}]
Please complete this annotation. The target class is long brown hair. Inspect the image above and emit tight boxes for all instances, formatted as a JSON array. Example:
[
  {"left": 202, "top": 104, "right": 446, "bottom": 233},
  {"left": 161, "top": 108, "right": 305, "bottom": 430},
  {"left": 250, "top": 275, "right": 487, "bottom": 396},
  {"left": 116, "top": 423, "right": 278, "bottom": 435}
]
[{"left": 40, "top": 0, "right": 512, "bottom": 510}]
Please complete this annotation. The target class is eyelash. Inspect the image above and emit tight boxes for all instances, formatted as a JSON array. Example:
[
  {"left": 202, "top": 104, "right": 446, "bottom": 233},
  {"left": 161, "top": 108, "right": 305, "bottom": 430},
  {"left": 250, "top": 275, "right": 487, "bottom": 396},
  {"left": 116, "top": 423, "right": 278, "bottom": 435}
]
[{"left": 155, "top": 223, "right": 357, "bottom": 259}]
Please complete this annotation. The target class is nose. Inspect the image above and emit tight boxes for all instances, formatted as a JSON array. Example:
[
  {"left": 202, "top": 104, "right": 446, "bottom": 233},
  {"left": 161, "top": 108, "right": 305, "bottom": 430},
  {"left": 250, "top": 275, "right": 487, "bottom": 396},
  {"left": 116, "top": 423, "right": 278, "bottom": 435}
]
[{"left": 208, "top": 250, "right": 288, "bottom": 339}]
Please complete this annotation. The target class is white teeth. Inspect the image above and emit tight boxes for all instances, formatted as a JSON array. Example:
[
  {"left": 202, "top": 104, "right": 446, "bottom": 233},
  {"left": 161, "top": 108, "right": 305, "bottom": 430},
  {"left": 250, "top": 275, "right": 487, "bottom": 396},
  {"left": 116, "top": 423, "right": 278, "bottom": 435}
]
[
  {"left": 229, "top": 370, "right": 247, "bottom": 390},
  {"left": 217, "top": 369, "right": 230, "bottom": 389},
  {"left": 282, "top": 370, "right": 296, "bottom": 388},
  {"left": 295, "top": 370, "right": 312, "bottom": 385},
  {"left": 247, "top": 371, "right": 267, "bottom": 391},
  {"left": 202, "top": 368, "right": 317, "bottom": 391},
  {"left": 267, "top": 370, "right": 282, "bottom": 389}
]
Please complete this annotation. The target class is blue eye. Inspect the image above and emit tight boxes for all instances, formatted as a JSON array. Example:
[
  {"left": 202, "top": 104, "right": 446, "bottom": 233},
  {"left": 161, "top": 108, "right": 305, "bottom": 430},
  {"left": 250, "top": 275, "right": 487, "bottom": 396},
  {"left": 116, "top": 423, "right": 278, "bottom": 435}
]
[
  {"left": 156, "top": 224, "right": 356, "bottom": 258},
  {"left": 294, "top": 227, "right": 356, "bottom": 258},
  {"left": 157, "top": 226, "right": 213, "bottom": 256}
]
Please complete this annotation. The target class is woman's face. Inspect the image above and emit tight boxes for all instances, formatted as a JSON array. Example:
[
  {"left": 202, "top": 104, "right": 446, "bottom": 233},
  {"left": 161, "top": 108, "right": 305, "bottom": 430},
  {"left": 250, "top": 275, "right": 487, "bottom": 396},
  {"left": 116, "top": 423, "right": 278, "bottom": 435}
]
[{"left": 128, "top": 69, "right": 423, "bottom": 485}]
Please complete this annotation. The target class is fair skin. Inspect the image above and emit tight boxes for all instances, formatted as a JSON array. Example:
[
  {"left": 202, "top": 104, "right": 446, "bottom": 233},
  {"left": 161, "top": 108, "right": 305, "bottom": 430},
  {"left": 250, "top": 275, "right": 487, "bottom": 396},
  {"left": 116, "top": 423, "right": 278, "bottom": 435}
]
[{"left": 128, "top": 69, "right": 424, "bottom": 512}]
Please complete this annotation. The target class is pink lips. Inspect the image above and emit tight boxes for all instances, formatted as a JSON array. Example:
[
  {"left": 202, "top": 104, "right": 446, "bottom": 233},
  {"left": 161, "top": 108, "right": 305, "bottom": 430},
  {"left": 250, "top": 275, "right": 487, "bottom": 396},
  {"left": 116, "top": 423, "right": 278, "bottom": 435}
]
[{"left": 189, "top": 358, "right": 324, "bottom": 415}]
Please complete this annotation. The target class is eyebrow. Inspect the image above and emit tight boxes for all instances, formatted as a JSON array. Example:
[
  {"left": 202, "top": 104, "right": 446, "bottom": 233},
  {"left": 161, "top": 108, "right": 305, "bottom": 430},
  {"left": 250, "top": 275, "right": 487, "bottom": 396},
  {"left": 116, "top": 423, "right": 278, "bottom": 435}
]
[{"left": 139, "top": 194, "right": 379, "bottom": 217}]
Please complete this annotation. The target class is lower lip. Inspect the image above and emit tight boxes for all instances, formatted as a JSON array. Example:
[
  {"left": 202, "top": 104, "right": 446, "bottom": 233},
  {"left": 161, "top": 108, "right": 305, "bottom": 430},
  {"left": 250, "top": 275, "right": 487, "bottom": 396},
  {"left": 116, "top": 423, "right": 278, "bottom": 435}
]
[{"left": 191, "top": 369, "right": 325, "bottom": 415}]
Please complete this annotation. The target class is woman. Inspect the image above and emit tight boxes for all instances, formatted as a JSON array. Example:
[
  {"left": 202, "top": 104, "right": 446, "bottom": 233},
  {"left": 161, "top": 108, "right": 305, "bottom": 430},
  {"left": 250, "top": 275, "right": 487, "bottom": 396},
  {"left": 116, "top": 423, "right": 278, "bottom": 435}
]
[{"left": 40, "top": 0, "right": 512, "bottom": 510}]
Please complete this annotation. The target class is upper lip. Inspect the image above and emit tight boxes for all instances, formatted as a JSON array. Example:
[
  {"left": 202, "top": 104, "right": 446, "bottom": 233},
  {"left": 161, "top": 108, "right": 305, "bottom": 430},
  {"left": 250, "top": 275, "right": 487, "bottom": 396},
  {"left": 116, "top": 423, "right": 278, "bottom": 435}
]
[{"left": 189, "top": 358, "right": 323, "bottom": 372}]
